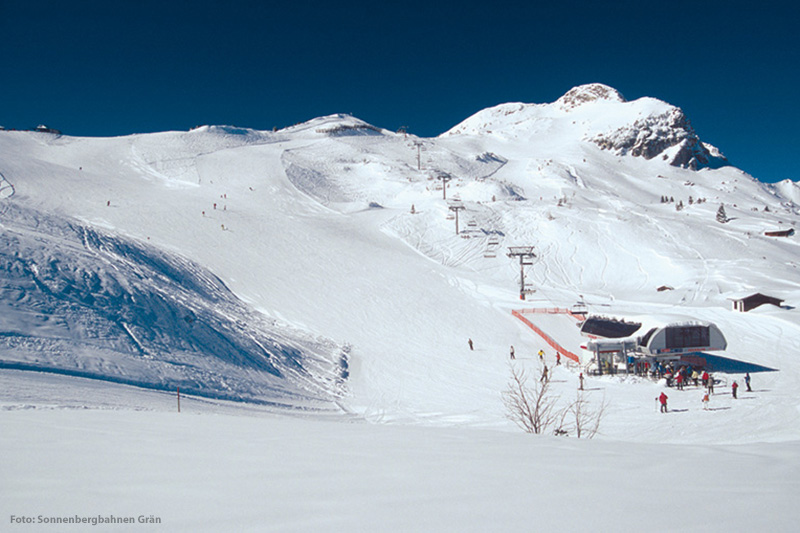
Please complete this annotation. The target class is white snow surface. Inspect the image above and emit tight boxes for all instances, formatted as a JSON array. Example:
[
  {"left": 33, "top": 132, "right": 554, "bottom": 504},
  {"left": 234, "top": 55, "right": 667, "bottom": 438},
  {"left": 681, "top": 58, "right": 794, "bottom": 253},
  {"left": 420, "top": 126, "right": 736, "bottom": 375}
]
[{"left": 2, "top": 86, "right": 800, "bottom": 530}]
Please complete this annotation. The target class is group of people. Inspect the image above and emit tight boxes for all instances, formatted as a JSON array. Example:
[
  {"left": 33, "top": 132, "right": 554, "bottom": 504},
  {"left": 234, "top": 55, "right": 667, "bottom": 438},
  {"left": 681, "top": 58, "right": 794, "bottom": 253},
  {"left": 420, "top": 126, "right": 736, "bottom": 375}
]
[
  {"left": 662, "top": 364, "right": 710, "bottom": 390},
  {"left": 731, "top": 373, "right": 752, "bottom": 399},
  {"left": 659, "top": 371, "right": 753, "bottom": 413},
  {"left": 472, "top": 340, "right": 564, "bottom": 384},
  {"left": 468, "top": 339, "right": 755, "bottom": 414},
  {"left": 470, "top": 339, "right": 563, "bottom": 368}
]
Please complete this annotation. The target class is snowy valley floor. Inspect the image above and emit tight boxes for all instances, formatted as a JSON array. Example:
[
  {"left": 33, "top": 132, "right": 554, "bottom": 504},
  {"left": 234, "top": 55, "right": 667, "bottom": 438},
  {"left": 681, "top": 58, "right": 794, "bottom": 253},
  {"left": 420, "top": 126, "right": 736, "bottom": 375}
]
[{"left": 2, "top": 371, "right": 799, "bottom": 533}]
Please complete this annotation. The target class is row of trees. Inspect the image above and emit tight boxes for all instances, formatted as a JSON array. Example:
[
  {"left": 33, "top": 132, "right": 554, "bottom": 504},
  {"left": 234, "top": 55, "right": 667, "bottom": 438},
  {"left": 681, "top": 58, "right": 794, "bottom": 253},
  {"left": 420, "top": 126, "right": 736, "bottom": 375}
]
[{"left": 661, "top": 195, "right": 708, "bottom": 207}]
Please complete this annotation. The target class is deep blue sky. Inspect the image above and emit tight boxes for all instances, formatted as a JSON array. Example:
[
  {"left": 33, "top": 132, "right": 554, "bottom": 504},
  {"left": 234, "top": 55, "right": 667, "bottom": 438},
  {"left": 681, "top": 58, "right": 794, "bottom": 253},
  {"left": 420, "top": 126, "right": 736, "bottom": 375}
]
[{"left": 1, "top": 0, "right": 797, "bottom": 182}]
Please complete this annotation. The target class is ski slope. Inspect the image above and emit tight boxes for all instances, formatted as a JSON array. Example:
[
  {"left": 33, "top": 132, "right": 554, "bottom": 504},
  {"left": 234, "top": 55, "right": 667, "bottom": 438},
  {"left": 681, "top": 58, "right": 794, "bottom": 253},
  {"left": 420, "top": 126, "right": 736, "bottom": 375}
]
[{"left": 2, "top": 84, "right": 800, "bottom": 530}]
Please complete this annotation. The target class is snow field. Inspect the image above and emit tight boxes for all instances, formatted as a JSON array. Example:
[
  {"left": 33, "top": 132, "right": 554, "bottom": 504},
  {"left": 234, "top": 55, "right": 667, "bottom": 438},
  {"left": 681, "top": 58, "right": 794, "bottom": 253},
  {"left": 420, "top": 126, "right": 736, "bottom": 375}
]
[{"left": 2, "top": 386, "right": 798, "bottom": 533}]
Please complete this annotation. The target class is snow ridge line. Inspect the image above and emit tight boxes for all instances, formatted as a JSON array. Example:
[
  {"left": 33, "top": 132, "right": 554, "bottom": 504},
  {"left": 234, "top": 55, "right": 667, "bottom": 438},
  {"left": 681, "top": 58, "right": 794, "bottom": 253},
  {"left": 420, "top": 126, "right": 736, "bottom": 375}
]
[
  {"left": 0, "top": 360, "right": 338, "bottom": 412},
  {"left": 511, "top": 309, "right": 581, "bottom": 363}
]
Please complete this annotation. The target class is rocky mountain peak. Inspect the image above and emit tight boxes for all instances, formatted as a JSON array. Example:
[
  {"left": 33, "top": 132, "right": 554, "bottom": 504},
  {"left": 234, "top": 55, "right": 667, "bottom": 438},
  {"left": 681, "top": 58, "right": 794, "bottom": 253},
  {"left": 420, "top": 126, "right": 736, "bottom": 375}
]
[
  {"left": 591, "top": 106, "right": 726, "bottom": 169},
  {"left": 556, "top": 83, "right": 626, "bottom": 110}
]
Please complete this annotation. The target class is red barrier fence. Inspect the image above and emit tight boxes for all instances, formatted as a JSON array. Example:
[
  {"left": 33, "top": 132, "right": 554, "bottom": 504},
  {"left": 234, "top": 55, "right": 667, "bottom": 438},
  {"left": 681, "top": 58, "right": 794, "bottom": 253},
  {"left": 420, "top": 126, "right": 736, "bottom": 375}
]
[
  {"left": 511, "top": 309, "right": 582, "bottom": 363},
  {"left": 515, "top": 307, "right": 586, "bottom": 321}
]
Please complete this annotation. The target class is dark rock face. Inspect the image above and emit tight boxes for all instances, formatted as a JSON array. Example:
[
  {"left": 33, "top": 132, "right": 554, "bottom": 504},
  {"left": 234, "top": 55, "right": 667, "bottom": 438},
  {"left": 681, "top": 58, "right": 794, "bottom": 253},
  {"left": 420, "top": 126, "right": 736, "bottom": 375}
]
[{"left": 591, "top": 108, "right": 726, "bottom": 170}]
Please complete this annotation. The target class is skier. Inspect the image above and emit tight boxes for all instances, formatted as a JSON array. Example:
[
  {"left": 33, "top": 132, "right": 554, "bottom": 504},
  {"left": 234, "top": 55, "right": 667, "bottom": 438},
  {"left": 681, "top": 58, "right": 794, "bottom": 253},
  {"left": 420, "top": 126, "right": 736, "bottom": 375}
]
[
  {"left": 538, "top": 349, "right": 544, "bottom": 363},
  {"left": 509, "top": 345, "right": 515, "bottom": 360},
  {"left": 556, "top": 352, "right": 561, "bottom": 366},
  {"left": 702, "top": 392, "right": 710, "bottom": 410},
  {"left": 579, "top": 372, "right": 584, "bottom": 391},
  {"left": 541, "top": 365, "right": 549, "bottom": 383},
  {"left": 468, "top": 338, "right": 473, "bottom": 351},
  {"left": 708, "top": 373, "right": 715, "bottom": 394},
  {"left": 732, "top": 380, "right": 739, "bottom": 399},
  {"left": 702, "top": 370, "right": 709, "bottom": 388},
  {"left": 745, "top": 372, "right": 752, "bottom": 392},
  {"left": 659, "top": 392, "right": 668, "bottom": 413},
  {"left": 676, "top": 372, "right": 684, "bottom": 391}
]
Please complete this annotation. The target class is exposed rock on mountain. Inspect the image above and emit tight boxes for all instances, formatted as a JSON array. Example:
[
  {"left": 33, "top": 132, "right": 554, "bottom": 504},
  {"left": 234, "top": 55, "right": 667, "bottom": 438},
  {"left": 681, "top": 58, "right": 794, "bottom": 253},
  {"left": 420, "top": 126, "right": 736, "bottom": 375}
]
[
  {"left": 444, "top": 82, "right": 727, "bottom": 170},
  {"left": 591, "top": 106, "right": 726, "bottom": 169},
  {"left": 556, "top": 83, "right": 626, "bottom": 110}
]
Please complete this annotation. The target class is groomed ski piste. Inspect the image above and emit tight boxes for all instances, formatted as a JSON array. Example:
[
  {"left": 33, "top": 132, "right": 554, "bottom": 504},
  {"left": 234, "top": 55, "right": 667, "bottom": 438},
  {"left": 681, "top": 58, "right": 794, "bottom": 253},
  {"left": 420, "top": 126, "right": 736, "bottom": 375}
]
[{"left": 2, "top": 85, "right": 800, "bottom": 531}]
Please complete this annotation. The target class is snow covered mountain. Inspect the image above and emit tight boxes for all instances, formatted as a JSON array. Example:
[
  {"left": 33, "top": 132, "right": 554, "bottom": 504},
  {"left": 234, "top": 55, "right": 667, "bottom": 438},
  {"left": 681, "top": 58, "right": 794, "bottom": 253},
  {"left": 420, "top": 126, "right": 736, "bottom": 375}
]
[
  {"left": 1, "top": 83, "right": 799, "bottom": 436},
  {"left": 443, "top": 83, "right": 727, "bottom": 169},
  {"left": 4, "top": 83, "right": 800, "bottom": 531}
]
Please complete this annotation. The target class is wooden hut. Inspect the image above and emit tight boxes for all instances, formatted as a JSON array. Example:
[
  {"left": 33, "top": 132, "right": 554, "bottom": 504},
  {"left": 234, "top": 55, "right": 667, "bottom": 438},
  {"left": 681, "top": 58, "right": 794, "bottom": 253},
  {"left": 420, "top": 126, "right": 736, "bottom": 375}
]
[
  {"left": 764, "top": 228, "right": 794, "bottom": 237},
  {"left": 729, "top": 293, "right": 784, "bottom": 312}
]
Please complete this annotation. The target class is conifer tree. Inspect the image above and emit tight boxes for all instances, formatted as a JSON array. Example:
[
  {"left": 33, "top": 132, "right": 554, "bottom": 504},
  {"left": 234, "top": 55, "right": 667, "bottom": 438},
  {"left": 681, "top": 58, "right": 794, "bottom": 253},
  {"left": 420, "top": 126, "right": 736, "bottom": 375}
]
[{"left": 716, "top": 204, "right": 728, "bottom": 223}]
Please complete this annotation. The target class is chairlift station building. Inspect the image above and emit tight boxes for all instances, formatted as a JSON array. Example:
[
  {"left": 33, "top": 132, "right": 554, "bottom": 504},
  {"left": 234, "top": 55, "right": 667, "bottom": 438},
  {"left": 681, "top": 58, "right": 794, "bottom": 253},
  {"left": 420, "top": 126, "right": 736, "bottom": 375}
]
[{"left": 579, "top": 315, "right": 727, "bottom": 374}]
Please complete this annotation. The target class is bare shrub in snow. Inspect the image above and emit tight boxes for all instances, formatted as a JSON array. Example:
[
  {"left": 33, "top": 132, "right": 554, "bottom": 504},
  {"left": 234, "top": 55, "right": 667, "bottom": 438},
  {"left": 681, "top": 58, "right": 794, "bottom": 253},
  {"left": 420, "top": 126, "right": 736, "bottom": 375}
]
[
  {"left": 503, "top": 365, "right": 607, "bottom": 438},
  {"left": 502, "top": 364, "right": 560, "bottom": 435},
  {"left": 568, "top": 390, "right": 607, "bottom": 439}
]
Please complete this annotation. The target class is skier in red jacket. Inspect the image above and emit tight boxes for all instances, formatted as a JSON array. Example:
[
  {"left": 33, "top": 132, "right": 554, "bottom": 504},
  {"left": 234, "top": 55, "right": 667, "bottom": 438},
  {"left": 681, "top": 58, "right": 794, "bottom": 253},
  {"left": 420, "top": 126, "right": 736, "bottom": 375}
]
[
  {"left": 659, "top": 392, "right": 668, "bottom": 413},
  {"left": 732, "top": 380, "right": 739, "bottom": 399}
]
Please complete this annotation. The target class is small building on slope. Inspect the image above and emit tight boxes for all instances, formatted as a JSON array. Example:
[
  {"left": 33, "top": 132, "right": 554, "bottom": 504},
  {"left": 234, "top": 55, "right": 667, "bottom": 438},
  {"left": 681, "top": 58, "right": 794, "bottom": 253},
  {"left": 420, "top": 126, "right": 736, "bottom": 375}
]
[
  {"left": 729, "top": 293, "right": 784, "bottom": 313},
  {"left": 764, "top": 228, "right": 794, "bottom": 237}
]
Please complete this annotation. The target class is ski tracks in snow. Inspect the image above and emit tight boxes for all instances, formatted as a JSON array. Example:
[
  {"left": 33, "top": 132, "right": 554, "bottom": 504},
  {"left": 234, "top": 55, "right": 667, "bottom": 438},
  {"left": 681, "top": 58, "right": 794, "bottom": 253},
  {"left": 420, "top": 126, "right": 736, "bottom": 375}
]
[{"left": 0, "top": 170, "right": 14, "bottom": 199}]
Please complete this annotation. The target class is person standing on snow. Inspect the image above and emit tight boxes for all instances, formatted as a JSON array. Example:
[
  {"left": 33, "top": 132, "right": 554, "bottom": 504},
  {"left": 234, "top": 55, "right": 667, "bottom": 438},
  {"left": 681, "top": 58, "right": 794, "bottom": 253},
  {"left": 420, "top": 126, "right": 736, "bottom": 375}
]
[
  {"left": 702, "top": 392, "right": 710, "bottom": 410},
  {"left": 556, "top": 352, "right": 561, "bottom": 366},
  {"left": 579, "top": 372, "right": 584, "bottom": 391},
  {"left": 468, "top": 338, "right": 474, "bottom": 351},
  {"left": 659, "top": 392, "right": 668, "bottom": 413},
  {"left": 707, "top": 373, "right": 715, "bottom": 394},
  {"left": 541, "top": 365, "right": 549, "bottom": 383},
  {"left": 732, "top": 380, "right": 739, "bottom": 399},
  {"left": 509, "top": 345, "right": 515, "bottom": 360},
  {"left": 745, "top": 372, "right": 752, "bottom": 392},
  {"left": 538, "top": 349, "right": 544, "bottom": 363}
]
